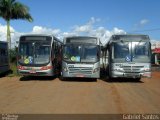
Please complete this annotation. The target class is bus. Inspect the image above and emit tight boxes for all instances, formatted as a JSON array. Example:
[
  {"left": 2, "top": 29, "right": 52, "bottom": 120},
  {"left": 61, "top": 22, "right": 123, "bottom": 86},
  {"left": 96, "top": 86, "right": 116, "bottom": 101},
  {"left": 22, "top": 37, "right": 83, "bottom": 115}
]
[
  {"left": 0, "top": 41, "right": 9, "bottom": 74},
  {"left": 62, "top": 36, "right": 101, "bottom": 78},
  {"left": 17, "top": 34, "right": 63, "bottom": 76},
  {"left": 105, "top": 34, "right": 151, "bottom": 80}
]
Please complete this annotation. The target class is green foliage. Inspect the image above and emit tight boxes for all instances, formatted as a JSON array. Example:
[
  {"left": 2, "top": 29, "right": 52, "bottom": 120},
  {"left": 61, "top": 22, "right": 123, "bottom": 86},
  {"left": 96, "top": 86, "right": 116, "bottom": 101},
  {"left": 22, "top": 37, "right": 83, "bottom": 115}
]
[
  {"left": 0, "top": 0, "right": 33, "bottom": 58},
  {"left": 7, "top": 47, "right": 19, "bottom": 77},
  {"left": 9, "top": 47, "right": 17, "bottom": 63},
  {"left": 7, "top": 62, "right": 18, "bottom": 77},
  {"left": 0, "top": 0, "right": 33, "bottom": 21}
]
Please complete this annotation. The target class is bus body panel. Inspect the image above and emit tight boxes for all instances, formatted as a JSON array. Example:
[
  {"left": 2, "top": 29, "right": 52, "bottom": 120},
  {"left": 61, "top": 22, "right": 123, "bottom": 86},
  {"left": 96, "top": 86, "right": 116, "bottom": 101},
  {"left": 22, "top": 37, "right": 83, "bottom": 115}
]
[
  {"left": 62, "top": 61, "right": 100, "bottom": 78},
  {"left": 0, "top": 41, "right": 9, "bottom": 74},
  {"left": 110, "top": 62, "right": 151, "bottom": 78},
  {"left": 18, "top": 62, "right": 54, "bottom": 76}
]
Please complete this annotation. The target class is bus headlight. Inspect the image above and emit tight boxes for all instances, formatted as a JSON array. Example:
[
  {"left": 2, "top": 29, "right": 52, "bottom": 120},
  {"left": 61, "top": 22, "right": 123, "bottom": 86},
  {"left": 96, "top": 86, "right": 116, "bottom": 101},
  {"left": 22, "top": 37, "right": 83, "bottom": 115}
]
[
  {"left": 17, "top": 65, "right": 25, "bottom": 70},
  {"left": 144, "top": 65, "right": 151, "bottom": 71},
  {"left": 144, "top": 67, "right": 150, "bottom": 72},
  {"left": 40, "top": 66, "right": 52, "bottom": 70},
  {"left": 93, "top": 68, "right": 100, "bottom": 73},
  {"left": 63, "top": 67, "right": 68, "bottom": 72}
]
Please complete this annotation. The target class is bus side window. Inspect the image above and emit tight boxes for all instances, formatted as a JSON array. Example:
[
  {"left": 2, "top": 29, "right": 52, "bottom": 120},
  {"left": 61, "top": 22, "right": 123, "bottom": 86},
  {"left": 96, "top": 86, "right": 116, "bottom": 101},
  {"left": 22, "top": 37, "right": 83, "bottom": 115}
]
[
  {"left": 0, "top": 48, "right": 1, "bottom": 56},
  {"left": 57, "top": 43, "right": 61, "bottom": 54},
  {"left": 0, "top": 49, "right": 1, "bottom": 64},
  {"left": 52, "top": 40, "right": 59, "bottom": 60},
  {"left": 55, "top": 41, "right": 59, "bottom": 55},
  {"left": 52, "top": 41, "right": 55, "bottom": 61}
]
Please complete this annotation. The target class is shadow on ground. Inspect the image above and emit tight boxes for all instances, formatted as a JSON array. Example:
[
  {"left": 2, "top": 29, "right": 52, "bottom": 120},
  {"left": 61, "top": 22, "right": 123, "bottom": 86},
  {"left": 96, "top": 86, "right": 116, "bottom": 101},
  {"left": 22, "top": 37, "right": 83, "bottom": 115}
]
[
  {"left": 101, "top": 76, "right": 144, "bottom": 83},
  {"left": 59, "top": 77, "right": 97, "bottom": 82},
  {"left": 0, "top": 70, "right": 13, "bottom": 78},
  {"left": 20, "top": 76, "right": 57, "bottom": 81}
]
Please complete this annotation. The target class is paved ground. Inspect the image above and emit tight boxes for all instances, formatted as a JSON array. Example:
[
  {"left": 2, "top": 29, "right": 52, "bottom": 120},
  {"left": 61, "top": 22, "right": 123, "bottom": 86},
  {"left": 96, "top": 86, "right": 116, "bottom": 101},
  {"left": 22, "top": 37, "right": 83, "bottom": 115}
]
[{"left": 0, "top": 72, "right": 160, "bottom": 114}]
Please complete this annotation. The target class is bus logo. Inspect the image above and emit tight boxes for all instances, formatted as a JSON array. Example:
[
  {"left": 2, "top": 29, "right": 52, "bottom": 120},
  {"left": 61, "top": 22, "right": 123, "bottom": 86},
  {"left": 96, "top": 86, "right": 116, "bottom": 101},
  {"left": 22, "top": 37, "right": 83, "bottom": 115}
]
[{"left": 125, "top": 55, "right": 131, "bottom": 62}]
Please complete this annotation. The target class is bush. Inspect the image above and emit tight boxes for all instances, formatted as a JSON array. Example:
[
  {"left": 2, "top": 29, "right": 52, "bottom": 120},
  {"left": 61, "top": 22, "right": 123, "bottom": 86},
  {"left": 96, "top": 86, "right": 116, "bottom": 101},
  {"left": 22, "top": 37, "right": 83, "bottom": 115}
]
[
  {"left": 9, "top": 47, "right": 17, "bottom": 63},
  {"left": 7, "top": 47, "right": 19, "bottom": 76}
]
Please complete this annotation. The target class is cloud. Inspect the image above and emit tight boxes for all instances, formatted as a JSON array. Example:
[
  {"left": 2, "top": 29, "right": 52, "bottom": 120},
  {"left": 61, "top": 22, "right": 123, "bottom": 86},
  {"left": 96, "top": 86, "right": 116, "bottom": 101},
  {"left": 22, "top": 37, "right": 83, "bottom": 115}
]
[
  {"left": 0, "top": 17, "right": 126, "bottom": 48},
  {"left": 70, "top": 18, "right": 126, "bottom": 45},
  {"left": 134, "top": 19, "right": 149, "bottom": 30},
  {"left": 74, "top": 24, "right": 92, "bottom": 33},
  {"left": 32, "top": 26, "right": 61, "bottom": 35},
  {"left": 0, "top": 23, "right": 22, "bottom": 48},
  {"left": 0, "top": 23, "right": 15, "bottom": 41},
  {"left": 140, "top": 19, "right": 149, "bottom": 26},
  {"left": 73, "top": 17, "right": 100, "bottom": 33},
  {"left": 88, "top": 27, "right": 126, "bottom": 45},
  {"left": 89, "top": 17, "right": 101, "bottom": 24}
]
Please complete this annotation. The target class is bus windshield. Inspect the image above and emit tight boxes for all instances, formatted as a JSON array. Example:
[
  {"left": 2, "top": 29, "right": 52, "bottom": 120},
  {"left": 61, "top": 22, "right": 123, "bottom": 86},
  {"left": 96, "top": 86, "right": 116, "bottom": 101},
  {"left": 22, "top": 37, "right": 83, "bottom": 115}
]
[
  {"left": 63, "top": 45, "right": 99, "bottom": 63},
  {"left": 112, "top": 41, "right": 150, "bottom": 62},
  {"left": 133, "top": 42, "right": 149, "bottom": 57},
  {"left": 18, "top": 41, "right": 51, "bottom": 65},
  {"left": 113, "top": 42, "right": 129, "bottom": 59}
]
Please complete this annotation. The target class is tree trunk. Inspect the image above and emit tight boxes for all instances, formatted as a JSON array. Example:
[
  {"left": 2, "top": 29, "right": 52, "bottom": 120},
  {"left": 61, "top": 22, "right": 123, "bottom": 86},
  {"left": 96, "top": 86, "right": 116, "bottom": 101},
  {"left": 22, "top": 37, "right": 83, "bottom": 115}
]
[
  {"left": 7, "top": 20, "right": 11, "bottom": 50},
  {"left": 7, "top": 20, "right": 11, "bottom": 62}
]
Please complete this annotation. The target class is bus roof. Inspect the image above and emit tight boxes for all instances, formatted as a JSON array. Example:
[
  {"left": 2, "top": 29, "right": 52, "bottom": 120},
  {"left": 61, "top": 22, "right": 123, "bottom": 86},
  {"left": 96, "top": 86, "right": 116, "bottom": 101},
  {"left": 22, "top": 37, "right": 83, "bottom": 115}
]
[
  {"left": 104, "top": 34, "right": 150, "bottom": 48},
  {"left": 64, "top": 36, "right": 98, "bottom": 39},
  {"left": 20, "top": 34, "right": 58, "bottom": 39},
  {"left": 63, "top": 36, "right": 100, "bottom": 45},
  {"left": 110, "top": 34, "right": 150, "bottom": 42},
  {"left": 19, "top": 34, "right": 62, "bottom": 44},
  {"left": 0, "top": 41, "right": 8, "bottom": 44}
]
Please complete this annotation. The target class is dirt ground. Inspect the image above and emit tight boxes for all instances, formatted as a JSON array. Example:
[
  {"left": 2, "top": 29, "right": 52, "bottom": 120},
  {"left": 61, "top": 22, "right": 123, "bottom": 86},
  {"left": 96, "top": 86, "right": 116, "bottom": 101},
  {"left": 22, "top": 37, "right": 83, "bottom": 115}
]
[{"left": 0, "top": 72, "right": 160, "bottom": 114}]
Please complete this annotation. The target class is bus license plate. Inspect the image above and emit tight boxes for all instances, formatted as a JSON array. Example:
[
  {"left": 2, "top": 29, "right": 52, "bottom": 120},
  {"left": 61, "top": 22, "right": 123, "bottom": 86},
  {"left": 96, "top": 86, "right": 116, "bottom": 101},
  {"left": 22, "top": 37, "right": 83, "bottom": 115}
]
[
  {"left": 76, "top": 74, "right": 84, "bottom": 77},
  {"left": 29, "top": 70, "right": 36, "bottom": 74},
  {"left": 125, "top": 73, "right": 138, "bottom": 77}
]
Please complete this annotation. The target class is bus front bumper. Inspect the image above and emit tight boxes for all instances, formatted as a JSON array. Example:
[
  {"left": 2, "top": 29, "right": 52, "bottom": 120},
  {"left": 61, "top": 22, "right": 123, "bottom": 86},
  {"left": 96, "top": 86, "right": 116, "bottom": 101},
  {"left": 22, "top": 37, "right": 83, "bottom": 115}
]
[
  {"left": 111, "top": 71, "right": 151, "bottom": 78},
  {"left": 62, "top": 72, "right": 100, "bottom": 78},
  {"left": 18, "top": 70, "right": 54, "bottom": 76}
]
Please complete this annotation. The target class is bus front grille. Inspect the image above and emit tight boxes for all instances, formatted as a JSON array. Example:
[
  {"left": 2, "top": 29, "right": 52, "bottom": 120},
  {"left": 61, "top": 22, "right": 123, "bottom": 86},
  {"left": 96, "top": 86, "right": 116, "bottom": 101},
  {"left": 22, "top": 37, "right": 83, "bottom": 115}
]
[
  {"left": 68, "top": 67, "right": 93, "bottom": 75},
  {"left": 122, "top": 66, "right": 143, "bottom": 72}
]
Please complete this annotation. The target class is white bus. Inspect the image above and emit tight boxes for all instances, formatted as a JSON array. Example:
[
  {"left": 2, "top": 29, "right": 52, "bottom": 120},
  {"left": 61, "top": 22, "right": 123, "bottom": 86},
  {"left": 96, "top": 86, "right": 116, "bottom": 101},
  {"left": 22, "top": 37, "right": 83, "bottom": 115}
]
[
  {"left": 62, "top": 36, "right": 101, "bottom": 78},
  {"left": 17, "top": 34, "right": 63, "bottom": 76},
  {"left": 104, "top": 34, "right": 151, "bottom": 80}
]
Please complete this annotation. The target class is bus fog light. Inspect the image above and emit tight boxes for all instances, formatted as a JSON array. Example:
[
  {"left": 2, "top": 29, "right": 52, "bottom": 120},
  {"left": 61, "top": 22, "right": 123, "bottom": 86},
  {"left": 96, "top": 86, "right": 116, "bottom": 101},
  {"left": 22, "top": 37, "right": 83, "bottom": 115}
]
[{"left": 144, "top": 68, "right": 150, "bottom": 72}]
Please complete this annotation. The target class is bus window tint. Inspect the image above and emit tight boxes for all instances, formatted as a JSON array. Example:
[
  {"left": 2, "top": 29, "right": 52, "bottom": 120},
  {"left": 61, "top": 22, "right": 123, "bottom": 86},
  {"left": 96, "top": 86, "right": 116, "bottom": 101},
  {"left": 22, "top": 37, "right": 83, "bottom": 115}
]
[
  {"left": 82, "top": 45, "right": 99, "bottom": 62},
  {"left": 19, "top": 41, "right": 51, "bottom": 65},
  {"left": 19, "top": 42, "right": 33, "bottom": 64},
  {"left": 63, "top": 45, "right": 81, "bottom": 62},
  {"left": 134, "top": 42, "right": 149, "bottom": 56},
  {"left": 113, "top": 42, "right": 129, "bottom": 58},
  {"left": 34, "top": 43, "right": 51, "bottom": 64}
]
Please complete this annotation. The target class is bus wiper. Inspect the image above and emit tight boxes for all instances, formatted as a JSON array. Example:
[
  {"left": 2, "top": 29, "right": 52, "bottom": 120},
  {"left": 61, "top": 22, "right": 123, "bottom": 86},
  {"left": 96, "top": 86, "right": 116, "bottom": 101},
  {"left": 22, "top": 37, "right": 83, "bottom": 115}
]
[
  {"left": 135, "top": 39, "right": 144, "bottom": 50},
  {"left": 137, "top": 39, "right": 143, "bottom": 46},
  {"left": 120, "top": 39, "right": 129, "bottom": 46}
]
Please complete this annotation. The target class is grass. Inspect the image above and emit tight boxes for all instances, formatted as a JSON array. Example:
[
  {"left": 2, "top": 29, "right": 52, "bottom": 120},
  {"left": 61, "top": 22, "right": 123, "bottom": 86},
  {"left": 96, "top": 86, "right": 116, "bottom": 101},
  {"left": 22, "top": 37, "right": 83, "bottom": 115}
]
[{"left": 7, "top": 62, "right": 19, "bottom": 77}]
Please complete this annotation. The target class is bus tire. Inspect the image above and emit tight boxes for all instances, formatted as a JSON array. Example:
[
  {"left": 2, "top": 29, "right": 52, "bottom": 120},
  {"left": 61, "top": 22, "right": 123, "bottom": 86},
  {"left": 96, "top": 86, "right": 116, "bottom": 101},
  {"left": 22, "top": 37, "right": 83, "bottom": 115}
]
[{"left": 135, "top": 78, "right": 141, "bottom": 81}]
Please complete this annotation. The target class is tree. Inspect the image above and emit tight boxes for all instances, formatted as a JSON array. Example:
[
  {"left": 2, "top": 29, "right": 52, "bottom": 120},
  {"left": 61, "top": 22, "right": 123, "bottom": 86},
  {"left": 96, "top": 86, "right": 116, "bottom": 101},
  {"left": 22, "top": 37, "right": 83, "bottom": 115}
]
[{"left": 0, "top": 0, "right": 33, "bottom": 51}]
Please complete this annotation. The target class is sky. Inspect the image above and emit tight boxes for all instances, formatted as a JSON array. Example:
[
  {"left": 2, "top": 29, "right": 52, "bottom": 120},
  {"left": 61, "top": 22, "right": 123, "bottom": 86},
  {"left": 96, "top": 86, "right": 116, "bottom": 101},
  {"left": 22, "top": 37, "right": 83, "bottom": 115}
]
[{"left": 0, "top": 0, "right": 160, "bottom": 46}]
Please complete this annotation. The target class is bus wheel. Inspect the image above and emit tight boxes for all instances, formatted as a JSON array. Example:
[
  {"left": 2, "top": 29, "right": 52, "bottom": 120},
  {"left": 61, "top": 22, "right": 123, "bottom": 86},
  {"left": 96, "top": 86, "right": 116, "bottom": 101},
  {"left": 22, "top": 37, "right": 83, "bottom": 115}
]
[
  {"left": 60, "top": 77, "right": 67, "bottom": 81},
  {"left": 135, "top": 78, "right": 141, "bottom": 81},
  {"left": 91, "top": 78, "right": 97, "bottom": 81},
  {"left": 107, "top": 74, "right": 112, "bottom": 80}
]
